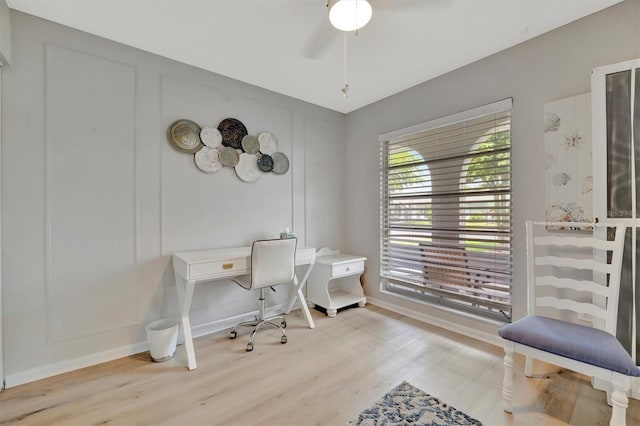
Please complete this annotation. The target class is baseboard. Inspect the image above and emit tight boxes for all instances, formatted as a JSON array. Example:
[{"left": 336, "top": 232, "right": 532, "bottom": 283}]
[
  {"left": 187, "top": 302, "right": 294, "bottom": 341},
  {"left": 367, "top": 296, "right": 503, "bottom": 348},
  {"left": 4, "top": 340, "right": 149, "bottom": 388},
  {"left": 4, "top": 302, "right": 298, "bottom": 388}
]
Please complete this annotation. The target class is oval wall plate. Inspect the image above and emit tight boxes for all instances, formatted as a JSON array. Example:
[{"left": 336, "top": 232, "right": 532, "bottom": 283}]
[
  {"left": 257, "top": 131, "right": 278, "bottom": 155},
  {"left": 271, "top": 152, "right": 289, "bottom": 175},
  {"left": 241, "top": 135, "right": 260, "bottom": 154}
]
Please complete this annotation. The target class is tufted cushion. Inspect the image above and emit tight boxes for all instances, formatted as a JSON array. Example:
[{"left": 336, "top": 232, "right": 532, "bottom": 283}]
[{"left": 499, "top": 315, "right": 640, "bottom": 376}]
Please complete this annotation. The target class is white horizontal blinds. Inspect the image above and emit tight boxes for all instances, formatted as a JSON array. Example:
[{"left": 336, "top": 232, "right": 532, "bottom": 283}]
[{"left": 380, "top": 101, "right": 512, "bottom": 321}]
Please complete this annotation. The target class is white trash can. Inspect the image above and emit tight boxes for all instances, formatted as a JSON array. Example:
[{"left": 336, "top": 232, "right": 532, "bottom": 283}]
[{"left": 145, "top": 319, "right": 179, "bottom": 362}]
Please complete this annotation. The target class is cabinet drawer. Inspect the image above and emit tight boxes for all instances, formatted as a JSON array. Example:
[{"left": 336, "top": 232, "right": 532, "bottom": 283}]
[
  {"left": 189, "top": 258, "right": 249, "bottom": 279},
  {"left": 332, "top": 260, "right": 364, "bottom": 278}
]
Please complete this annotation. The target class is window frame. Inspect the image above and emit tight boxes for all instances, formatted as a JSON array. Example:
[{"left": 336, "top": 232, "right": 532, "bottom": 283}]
[{"left": 378, "top": 98, "right": 513, "bottom": 322}]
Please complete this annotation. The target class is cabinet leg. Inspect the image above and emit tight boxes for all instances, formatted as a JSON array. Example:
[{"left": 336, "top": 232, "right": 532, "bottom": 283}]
[
  {"left": 327, "top": 308, "right": 337, "bottom": 318},
  {"left": 358, "top": 299, "right": 367, "bottom": 308},
  {"left": 307, "top": 301, "right": 316, "bottom": 308}
]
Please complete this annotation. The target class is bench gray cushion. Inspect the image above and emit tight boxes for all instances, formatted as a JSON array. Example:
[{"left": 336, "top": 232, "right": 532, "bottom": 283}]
[{"left": 499, "top": 315, "right": 640, "bottom": 377}]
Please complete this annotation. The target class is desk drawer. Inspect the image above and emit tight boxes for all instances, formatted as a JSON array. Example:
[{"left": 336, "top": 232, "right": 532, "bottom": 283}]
[
  {"left": 189, "top": 258, "right": 249, "bottom": 279},
  {"left": 332, "top": 260, "right": 364, "bottom": 278}
]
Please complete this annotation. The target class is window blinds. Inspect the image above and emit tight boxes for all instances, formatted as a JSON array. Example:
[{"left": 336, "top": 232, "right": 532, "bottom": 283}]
[{"left": 380, "top": 100, "right": 512, "bottom": 321}]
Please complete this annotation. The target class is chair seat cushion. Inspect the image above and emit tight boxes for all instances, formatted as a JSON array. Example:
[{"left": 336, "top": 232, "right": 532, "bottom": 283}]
[{"left": 499, "top": 315, "right": 640, "bottom": 376}]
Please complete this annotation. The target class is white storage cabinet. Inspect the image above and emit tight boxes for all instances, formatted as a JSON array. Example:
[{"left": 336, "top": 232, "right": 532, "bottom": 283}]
[{"left": 306, "top": 248, "right": 366, "bottom": 317}]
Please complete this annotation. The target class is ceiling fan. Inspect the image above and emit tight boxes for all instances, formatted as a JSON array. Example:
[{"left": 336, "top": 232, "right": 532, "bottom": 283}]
[
  {"left": 301, "top": 0, "right": 428, "bottom": 60},
  {"left": 302, "top": 0, "right": 430, "bottom": 97}
]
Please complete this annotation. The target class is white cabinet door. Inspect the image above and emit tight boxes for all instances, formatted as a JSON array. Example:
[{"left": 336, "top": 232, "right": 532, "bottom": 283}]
[{"left": 592, "top": 58, "right": 640, "bottom": 387}]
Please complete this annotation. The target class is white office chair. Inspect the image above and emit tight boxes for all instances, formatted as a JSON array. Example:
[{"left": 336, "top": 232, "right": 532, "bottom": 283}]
[
  {"left": 499, "top": 221, "right": 639, "bottom": 426},
  {"left": 229, "top": 237, "right": 297, "bottom": 352}
]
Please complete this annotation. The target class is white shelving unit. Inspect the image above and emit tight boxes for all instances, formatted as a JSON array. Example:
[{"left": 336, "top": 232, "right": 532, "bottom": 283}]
[{"left": 306, "top": 248, "right": 366, "bottom": 317}]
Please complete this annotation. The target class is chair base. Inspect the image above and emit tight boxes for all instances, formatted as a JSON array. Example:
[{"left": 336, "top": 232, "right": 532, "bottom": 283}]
[
  {"left": 502, "top": 339, "right": 633, "bottom": 426},
  {"left": 229, "top": 288, "right": 287, "bottom": 351}
]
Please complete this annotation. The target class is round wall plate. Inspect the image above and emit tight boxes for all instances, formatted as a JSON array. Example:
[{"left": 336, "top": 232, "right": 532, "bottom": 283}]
[
  {"left": 219, "top": 146, "right": 240, "bottom": 167},
  {"left": 257, "top": 153, "right": 274, "bottom": 172},
  {"left": 169, "top": 119, "right": 203, "bottom": 153},
  {"left": 200, "top": 126, "right": 222, "bottom": 148},
  {"left": 235, "top": 153, "right": 262, "bottom": 182},
  {"left": 194, "top": 146, "right": 222, "bottom": 173},
  {"left": 218, "top": 118, "right": 248, "bottom": 149}
]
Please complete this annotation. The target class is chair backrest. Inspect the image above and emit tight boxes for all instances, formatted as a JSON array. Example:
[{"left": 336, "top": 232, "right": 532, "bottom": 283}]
[
  {"left": 249, "top": 237, "right": 297, "bottom": 290},
  {"left": 526, "top": 221, "right": 626, "bottom": 336}
]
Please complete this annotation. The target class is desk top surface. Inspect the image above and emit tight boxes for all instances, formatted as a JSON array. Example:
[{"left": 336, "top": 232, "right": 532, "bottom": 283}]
[
  {"left": 173, "top": 246, "right": 316, "bottom": 264},
  {"left": 316, "top": 252, "right": 367, "bottom": 266}
]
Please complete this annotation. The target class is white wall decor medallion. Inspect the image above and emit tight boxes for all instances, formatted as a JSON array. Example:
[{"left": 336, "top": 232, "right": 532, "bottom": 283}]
[{"left": 168, "top": 117, "right": 290, "bottom": 182}]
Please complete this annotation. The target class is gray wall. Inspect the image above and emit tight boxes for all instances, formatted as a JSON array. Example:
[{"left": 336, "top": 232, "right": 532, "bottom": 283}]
[
  {"left": 0, "top": 0, "right": 9, "bottom": 65},
  {"left": 344, "top": 0, "right": 640, "bottom": 338},
  {"left": 2, "top": 11, "right": 344, "bottom": 385}
]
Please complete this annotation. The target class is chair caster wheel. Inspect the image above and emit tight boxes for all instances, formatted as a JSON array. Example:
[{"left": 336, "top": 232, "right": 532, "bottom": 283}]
[
  {"left": 281, "top": 336, "right": 287, "bottom": 344},
  {"left": 246, "top": 342, "right": 254, "bottom": 352},
  {"left": 281, "top": 319, "right": 287, "bottom": 329},
  {"left": 229, "top": 330, "right": 237, "bottom": 339}
]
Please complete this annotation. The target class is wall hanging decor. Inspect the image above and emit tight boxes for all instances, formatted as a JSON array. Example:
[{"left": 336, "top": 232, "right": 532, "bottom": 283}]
[
  {"left": 543, "top": 93, "right": 592, "bottom": 224},
  {"left": 199, "top": 126, "right": 222, "bottom": 148},
  {"left": 194, "top": 146, "right": 222, "bottom": 173},
  {"left": 218, "top": 118, "right": 248, "bottom": 149},
  {"left": 169, "top": 119, "right": 203, "bottom": 153},
  {"left": 168, "top": 117, "right": 290, "bottom": 182}
]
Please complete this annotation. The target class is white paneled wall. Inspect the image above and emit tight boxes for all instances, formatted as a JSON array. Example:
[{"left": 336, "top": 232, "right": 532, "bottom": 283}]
[
  {"left": 46, "top": 45, "right": 138, "bottom": 342},
  {"left": 1, "top": 11, "right": 344, "bottom": 386}
]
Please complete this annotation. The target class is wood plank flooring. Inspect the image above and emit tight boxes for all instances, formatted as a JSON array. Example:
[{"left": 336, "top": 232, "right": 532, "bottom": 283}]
[{"left": 0, "top": 304, "right": 638, "bottom": 425}]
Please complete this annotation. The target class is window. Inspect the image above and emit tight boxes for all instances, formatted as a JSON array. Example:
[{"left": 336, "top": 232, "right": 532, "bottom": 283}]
[{"left": 379, "top": 99, "right": 512, "bottom": 322}]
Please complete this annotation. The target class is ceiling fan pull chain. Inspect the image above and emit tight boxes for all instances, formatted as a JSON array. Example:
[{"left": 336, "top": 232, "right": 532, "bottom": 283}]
[
  {"left": 355, "top": 0, "right": 359, "bottom": 36},
  {"left": 342, "top": 31, "right": 349, "bottom": 97}
]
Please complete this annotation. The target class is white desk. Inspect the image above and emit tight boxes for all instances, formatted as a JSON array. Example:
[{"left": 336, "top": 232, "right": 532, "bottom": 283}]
[{"left": 173, "top": 246, "right": 316, "bottom": 370}]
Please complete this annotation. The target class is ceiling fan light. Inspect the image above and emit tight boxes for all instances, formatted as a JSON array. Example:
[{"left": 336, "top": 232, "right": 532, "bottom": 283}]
[{"left": 329, "top": 0, "right": 372, "bottom": 32}]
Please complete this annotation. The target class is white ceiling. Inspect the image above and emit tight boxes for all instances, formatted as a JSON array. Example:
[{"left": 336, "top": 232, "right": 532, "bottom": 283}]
[{"left": 6, "top": 0, "right": 623, "bottom": 113}]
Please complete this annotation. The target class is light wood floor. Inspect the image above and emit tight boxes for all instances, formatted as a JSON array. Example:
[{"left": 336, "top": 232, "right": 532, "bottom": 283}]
[{"left": 0, "top": 305, "right": 638, "bottom": 425}]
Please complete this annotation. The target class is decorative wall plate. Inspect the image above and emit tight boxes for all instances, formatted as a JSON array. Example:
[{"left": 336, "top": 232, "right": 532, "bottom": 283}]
[
  {"left": 219, "top": 146, "right": 240, "bottom": 167},
  {"left": 257, "top": 153, "right": 274, "bottom": 172},
  {"left": 200, "top": 126, "right": 222, "bottom": 148},
  {"left": 235, "top": 153, "right": 262, "bottom": 182},
  {"left": 169, "top": 119, "right": 203, "bottom": 153},
  {"left": 257, "top": 131, "right": 278, "bottom": 155},
  {"left": 271, "top": 152, "right": 290, "bottom": 175},
  {"left": 241, "top": 135, "right": 260, "bottom": 154},
  {"left": 194, "top": 146, "right": 222, "bottom": 173},
  {"left": 218, "top": 118, "right": 248, "bottom": 149}
]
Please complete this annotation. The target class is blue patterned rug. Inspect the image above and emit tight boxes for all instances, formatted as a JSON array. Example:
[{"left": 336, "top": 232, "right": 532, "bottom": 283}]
[{"left": 347, "top": 381, "right": 482, "bottom": 426}]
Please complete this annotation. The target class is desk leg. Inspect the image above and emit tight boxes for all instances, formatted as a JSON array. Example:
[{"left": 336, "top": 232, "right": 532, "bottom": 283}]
[
  {"left": 175, "top": 272, "right": 197, "bottom": 370},
  {"left": 285, "top": 262, "right": 316, "bottom": 329}
]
